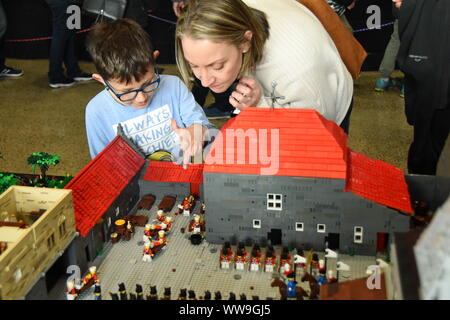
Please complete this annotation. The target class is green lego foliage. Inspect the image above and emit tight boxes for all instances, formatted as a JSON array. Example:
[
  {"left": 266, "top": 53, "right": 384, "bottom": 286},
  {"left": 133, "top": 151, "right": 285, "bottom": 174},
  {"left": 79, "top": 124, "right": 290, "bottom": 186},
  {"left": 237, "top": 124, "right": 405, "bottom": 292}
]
[{"left": 0, "top": 173, "right": 19, "bottom": 194}]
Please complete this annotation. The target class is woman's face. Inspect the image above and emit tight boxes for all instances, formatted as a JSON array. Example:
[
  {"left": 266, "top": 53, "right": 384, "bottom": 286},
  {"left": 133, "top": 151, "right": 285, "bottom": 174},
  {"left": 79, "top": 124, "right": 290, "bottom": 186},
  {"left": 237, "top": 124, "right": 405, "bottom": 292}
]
[{"left": 181, "top": 35, "right": 248, "bottom": 93}]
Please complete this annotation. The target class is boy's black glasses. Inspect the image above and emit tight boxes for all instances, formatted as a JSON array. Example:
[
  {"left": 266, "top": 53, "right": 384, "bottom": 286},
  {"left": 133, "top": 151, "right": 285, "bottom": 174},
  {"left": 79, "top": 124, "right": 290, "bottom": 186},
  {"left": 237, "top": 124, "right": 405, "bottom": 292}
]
[{"left": 104, "top": 71, "right": 160, "bottom": 102}]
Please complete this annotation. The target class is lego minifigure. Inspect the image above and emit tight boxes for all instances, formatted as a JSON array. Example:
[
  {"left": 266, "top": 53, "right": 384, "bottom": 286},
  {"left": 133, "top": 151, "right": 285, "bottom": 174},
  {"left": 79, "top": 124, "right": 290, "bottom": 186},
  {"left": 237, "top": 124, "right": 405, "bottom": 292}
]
[
  {"left": 327, "top": 270, "right": 338, "bottom": 284},
  {"left": 178, "top": 288, "right": 187, "bottom": 300},
  {"left": 110, "top": 292, "right": 119, "bottom": 300},
  {"left": 118, "top": 283, "right": 127, "bottom": 300},
  {"left": 162, "top": 287, "right": 171, "bottom": 300},
  {"left": 136, "top": 284, "right": 144, "bottom": 300},
  {"left": 294, "top": 249, "right": 307, "bottom": 271},
  {"left": 317, "top": 259, "right": 328, "bottom": 285},
  {"left": 279, "top": 247, "right": 291, "bottom": 274},
  {"left": 234, "top": 247, "right": 247, "bottom": 271},
  {"left": 200, "top": 202, "right": 206, "bottom": 215},
  {"left": 188, "top": 290, "right": 197, "bottom": 300},
  {"left": 249, "top": 246, "right": 262, "bottom": 272},
  {"left": 204, "top": 290, "right": 212, "bottom": 300},
  {"left": 66, "top": 280, "right": 78, "bottom": 300},
  {"left": 240, "top": 293, "right": 247, "bottom": 300},
  {"left": 214, "top": 291, "right": 222, "bottom": 300},
  {"left": 156, "top": 209, "right": 166, "bottom": 222},
  {"left": 286, "top": 272, "right": 297, "bottom": 300},
  {"left": 228, "top": 292, "right": 237, "bottom": 300},
  {"left": 164, "top": 216, "right": 173, "bottom": 232},
  {"left": 310, "top": 253, "right": 320, "bottom": 277},
  {"left": 151, "top": 230, "right": 167, "bottom": 250},
  {"left": 220, "top": 242, "right": 233, "bottom": 269},
  {"left": 282, "top": 262, "right": 292, "bottom": 277},
  {"left": 142, "top": 243, "right": 154, "bottom": 262},
  {"left": 94, "top": 284, "right": 102, "bottom": 300},
  {"left": 147, "top": 286, "right": 158, "bottom": 300},
  {"left": 143, "top": 224, "right": 152, "bottom": 243},
  {"left": 264, "top": 246, "right": 277, "bottom": 273},
  {"left": 81, "top": 266, "right": 100, "bottom": 290}
]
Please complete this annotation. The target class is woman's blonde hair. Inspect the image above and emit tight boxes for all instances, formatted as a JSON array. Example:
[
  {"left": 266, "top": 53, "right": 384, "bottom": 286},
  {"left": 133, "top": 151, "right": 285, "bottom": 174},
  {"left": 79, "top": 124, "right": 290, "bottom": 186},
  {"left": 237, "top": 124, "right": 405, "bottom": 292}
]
[{"left": 175, "top": 0, "right": 269, "bottom": 86}]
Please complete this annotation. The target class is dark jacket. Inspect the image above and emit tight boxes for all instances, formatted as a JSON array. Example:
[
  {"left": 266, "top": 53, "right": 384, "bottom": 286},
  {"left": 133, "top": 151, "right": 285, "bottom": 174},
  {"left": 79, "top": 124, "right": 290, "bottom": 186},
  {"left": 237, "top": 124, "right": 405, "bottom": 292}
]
[{"left": 396, "top": 0, "right": 450, "bottom": 125}]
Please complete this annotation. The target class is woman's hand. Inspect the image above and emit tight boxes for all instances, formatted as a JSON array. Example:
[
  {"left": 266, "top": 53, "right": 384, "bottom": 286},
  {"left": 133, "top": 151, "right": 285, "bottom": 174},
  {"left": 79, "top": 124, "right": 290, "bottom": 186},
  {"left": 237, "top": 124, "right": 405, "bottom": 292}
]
[
  {"left": 171, "top": 120, "right": 206, "bottom": 169},
  {"left": 393, "top": 0, "right": 402, "bottom": 9},
  {"left": 229, "top": 76, "right": 262, "bottom": 110}
]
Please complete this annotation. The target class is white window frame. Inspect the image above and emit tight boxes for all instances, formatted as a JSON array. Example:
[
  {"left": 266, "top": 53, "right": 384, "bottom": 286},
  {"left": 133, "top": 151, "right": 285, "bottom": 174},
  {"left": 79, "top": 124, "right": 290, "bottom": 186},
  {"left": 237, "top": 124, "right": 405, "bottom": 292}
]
[
  {"left": 295, "top": 222, "right": 304, "bottom": 232},
  {"left": 253, "top": 219, "right": 261, "bottom": 229},
  {"left": 317, "top": 224, "right": 326, "bottom": 233},
  {"left": 267, "top": 193, "right": 282, "bottom": 211},
  {"left": 354, "top": 226, "right": 364, "bottom": 244}
]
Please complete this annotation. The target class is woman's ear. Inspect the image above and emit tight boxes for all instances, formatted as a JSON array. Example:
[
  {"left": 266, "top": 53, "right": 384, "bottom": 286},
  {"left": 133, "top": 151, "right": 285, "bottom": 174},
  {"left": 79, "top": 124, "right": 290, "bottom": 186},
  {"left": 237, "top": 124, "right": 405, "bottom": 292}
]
[
  {"left": 242, "top": 30, "right": 253, "bottom": 53},
  {"left": 92, "top": 73, "right": 105, "bottom": 85},
  {"left": 153, "top": 50, "right": 160, "bottom": 61}
]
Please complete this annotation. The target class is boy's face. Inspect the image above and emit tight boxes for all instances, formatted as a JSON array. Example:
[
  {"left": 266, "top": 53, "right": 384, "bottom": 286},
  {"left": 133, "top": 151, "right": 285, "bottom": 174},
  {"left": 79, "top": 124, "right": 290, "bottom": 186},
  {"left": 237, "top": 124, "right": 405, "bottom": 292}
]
[{"left": 98, "top": 66, "right": 158, "bottom": 110}]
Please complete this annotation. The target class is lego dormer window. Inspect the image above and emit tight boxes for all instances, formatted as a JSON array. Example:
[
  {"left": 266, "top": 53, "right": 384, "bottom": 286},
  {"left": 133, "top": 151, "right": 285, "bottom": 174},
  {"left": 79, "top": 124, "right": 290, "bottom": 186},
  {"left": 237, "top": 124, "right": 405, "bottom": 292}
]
[
  {"left": 295, "top": 222, "right": 304, "bottom": 232},
  {"left": 317, "top": 224, "right": 326, "bottom": 233},
  {"left": 253, "top": 219, "right": 261, "bottom": 229},
  {"left": 354, "top": 226, "right": 363, "bottom": 244},
  {"left": 267, "top": 193, "right": 282, "bottom": 211}
]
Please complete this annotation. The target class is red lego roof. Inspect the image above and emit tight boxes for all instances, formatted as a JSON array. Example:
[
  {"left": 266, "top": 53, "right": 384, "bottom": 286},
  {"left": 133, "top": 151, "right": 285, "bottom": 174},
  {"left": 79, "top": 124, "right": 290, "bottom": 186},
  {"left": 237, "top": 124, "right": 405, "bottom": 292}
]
[
  {"left": 64, "top": 136, "right": 146, "bottom": 237},
  {"left": 345, "top": 151, "right": 413, "bottom": 214},
  {"left": 204, "top": 108, "right": 349, "bottom": 179},
  {"left": 143, "top": 161, "right": 204, "bottom": 184}
]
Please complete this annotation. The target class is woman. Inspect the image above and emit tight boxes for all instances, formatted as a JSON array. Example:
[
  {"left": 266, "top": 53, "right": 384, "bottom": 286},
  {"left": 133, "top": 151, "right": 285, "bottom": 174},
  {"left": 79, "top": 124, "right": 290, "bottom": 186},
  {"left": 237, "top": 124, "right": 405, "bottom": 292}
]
[{"left": 175, "top": 0, "right": 353, "bottom": 129}]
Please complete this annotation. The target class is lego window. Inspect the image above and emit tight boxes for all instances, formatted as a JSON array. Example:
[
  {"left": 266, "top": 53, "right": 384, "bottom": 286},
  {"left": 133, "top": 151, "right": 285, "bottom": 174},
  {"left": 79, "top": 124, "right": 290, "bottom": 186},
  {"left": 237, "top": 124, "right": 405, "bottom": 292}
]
[
  {"left": 354, "top": 226, "right": 363, "bottom": 243},
  {"left": 253, "top": 219, "right": 261, "bottom": 229},
  {"left": 295, "top": 222, "right": 304, "bottom": 231},
  {"left": 317, "top": 224, "right": 326, "bottom": 233},
  {"left": 59, "top": 220, "right": 67, "bottom": 237},
  {"left": 267, "top": 193, "right": 282, "bottom": 211}
]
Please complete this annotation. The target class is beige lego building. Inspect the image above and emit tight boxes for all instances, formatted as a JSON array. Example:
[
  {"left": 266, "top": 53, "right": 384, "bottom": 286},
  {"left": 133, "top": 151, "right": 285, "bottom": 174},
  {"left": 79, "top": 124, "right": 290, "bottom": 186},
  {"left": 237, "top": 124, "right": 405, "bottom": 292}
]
[{"left": 0, "top": 186, "right": 76, "bottom": 300}]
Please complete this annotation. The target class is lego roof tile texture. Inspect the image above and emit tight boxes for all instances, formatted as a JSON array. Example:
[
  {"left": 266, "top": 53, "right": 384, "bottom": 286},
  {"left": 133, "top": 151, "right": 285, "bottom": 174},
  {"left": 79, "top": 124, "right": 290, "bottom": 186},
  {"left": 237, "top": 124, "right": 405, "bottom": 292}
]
[
  {"left": 345, "top": 151, "right": 413, "bottom": 214},
  {"left": 204, "top": 108, "right": 348, "bottom": 179},
  {"left": 65, "top": 136, "right": 146, "bottom": 237},
  {"left": 142, "top": 161, "right": 204, "bottom": 184}
]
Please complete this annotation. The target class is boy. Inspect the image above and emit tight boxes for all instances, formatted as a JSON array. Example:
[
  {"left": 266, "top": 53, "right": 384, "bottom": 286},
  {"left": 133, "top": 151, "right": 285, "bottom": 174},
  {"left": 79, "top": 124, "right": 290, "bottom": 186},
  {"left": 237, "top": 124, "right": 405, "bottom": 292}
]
[{"left": 85, "top": 19, "right": 214, "bottom": 167}]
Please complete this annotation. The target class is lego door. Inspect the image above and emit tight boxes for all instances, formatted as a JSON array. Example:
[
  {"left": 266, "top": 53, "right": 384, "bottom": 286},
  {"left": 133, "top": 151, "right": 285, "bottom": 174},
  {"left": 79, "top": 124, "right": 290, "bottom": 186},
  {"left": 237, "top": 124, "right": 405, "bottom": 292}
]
[
  {"left": 267, "top": 229, "right": 282, "bottom": 245},
  {"left": 376, "top": 232, "right": 389, "bottom": 252},
  {"left": 326, "top": 233, "right": 340, "bottom": 250}
]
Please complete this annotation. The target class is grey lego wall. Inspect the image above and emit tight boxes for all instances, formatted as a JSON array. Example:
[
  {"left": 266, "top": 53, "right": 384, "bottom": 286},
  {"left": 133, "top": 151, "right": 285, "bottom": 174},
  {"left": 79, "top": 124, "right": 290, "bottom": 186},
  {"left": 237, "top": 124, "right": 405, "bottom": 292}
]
[
  {"left": 204, "top": 173, "right": 410, "bottom": 256},
  {"left": 139, "top": 180, "right": 190, "bottom": 202}
]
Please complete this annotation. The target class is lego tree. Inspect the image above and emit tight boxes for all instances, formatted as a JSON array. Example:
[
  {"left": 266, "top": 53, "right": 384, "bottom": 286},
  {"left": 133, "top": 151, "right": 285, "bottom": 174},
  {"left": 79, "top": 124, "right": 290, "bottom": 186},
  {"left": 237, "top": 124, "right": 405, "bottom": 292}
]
[{"left": 27, "top": 152, "right": 61, "bottom": 182}]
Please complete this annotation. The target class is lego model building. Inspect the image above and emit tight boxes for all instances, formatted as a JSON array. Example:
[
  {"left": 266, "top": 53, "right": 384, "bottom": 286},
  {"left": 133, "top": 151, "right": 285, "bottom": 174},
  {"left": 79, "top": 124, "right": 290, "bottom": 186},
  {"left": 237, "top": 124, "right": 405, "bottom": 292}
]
[
  {"left": 203, "top": 108, "right": 413, "bottom": 255},
  {"left": 0, "top": 186, "right": 76, "bottom": 299}
]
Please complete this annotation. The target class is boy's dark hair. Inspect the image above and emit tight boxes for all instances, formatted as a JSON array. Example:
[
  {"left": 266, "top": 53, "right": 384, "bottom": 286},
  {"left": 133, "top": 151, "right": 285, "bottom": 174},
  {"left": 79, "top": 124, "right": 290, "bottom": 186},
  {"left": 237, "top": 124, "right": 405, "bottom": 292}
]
[{"left": 86, "top": 19, "right": 155, "bottom": 84}]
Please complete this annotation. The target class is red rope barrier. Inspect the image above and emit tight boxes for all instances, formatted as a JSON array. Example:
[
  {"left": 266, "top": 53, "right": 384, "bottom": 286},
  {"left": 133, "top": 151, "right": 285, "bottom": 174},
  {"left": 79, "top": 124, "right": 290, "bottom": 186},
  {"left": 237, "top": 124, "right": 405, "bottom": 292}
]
[{"left": 5, "top": 26, "right": 94, "bottom": 43}]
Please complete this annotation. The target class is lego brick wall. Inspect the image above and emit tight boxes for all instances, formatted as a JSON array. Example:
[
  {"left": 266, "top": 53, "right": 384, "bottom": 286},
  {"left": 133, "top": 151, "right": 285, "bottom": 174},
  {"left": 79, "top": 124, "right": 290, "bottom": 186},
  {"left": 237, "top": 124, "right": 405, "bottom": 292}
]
[{"left": 204, "top": 173, "right": 410, "bottom": 255}]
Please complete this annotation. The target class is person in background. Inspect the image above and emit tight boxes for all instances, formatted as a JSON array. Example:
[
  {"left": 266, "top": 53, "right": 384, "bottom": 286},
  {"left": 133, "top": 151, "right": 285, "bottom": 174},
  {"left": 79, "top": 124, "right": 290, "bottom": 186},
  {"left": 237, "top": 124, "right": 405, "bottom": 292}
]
[
  {"left": 374, "top": 2, "right": 403, "bottom": 96},
  {"left": 0, "top": 0, "right": 23, "bottom": 78},
  {"left": 46, "top": 0, "right": 91, "bottom": 88},
  {"left": 395, "top": 0, "right": 450, "bottom": 175},
  {"left": 326, "top": 0, "right": 355, "bottom": 33}
]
